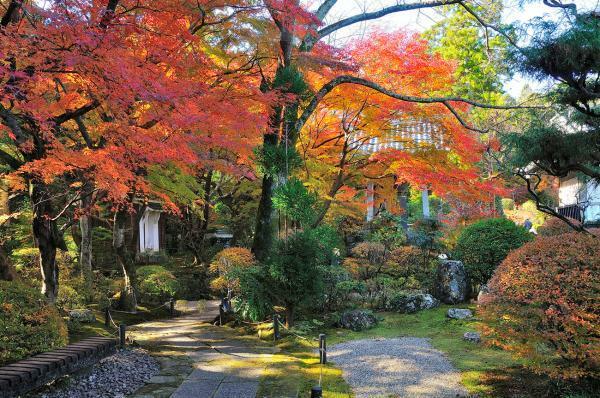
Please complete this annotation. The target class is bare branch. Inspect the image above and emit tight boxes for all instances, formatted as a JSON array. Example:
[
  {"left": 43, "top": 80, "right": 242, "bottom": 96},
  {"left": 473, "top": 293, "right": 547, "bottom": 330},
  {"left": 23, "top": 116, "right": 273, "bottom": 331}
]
[
  {"left": 304, "top": 0, "right": 462, "bottom": 50},
  {"left": 53, "top": 100, "right": 100, "bottom": 125},
  {"left": 295, "top": 75, "right": 540, "bottom": 134},
  {"left": 516, "top": 171, "right": 588, "bottom": 233}
]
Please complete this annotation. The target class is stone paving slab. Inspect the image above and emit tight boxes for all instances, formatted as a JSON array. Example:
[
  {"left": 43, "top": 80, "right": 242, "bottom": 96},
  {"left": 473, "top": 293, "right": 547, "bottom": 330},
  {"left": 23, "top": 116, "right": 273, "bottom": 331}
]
[{"left": 128, "top": 300, "right": 274, "bottom": 398}]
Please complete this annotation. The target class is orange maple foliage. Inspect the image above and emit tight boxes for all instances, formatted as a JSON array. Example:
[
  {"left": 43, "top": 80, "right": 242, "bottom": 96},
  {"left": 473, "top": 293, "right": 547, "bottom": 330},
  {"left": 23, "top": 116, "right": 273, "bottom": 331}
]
[
  {"left": 299, "top": 30, "right": 504, "bottom": 222},
  {"left": 1, "top": 0, "right": 270, "bottom": 209},
  {"left": 479, "top": 233, "right": 600, "bottom": 380}
]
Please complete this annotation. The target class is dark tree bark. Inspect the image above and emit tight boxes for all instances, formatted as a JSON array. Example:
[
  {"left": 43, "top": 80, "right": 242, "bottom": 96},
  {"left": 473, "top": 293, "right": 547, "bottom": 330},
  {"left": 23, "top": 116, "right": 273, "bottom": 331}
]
[
  {"left": 79, "top": 192, "right": 94, "bottom": 301},
  {"left": 30, "top": 183, "right": 67, "bottom": 302},
  {"left": 113, "top": 207, "right": 140, "bottom": 312},
  {"left": 0, "top": 245, "right": 17, "bottom": 281}
]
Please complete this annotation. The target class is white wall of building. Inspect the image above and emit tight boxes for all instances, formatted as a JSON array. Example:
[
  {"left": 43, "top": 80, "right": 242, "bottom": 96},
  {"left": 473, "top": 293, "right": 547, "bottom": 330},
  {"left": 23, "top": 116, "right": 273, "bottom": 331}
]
[
  {"left": 139, "top": 208, "right": 161, "bottom": 252},
  {"left": 583, "top": 180, "right": 600, "bottom": 223}
]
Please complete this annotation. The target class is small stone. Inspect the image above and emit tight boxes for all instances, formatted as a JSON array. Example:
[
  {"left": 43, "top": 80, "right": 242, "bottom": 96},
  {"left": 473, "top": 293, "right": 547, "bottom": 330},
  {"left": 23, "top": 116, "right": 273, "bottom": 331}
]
[
  {"left": 463, "top": 332, "right": 481, "bottom": 343},
  {"left": 447, "top": 308, "right": 473, "bottom": 319}
]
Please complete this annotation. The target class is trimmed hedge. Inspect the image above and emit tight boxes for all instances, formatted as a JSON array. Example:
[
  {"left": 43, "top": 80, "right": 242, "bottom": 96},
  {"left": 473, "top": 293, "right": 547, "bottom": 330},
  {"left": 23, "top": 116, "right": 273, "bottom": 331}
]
[
  {"left": 480, "top": 233, "right": 600, "bottom": 379},
  {"left": 453, "top": 218, "right": 532, "bottom": 288},
  {"left": 0, "top": 281, "right": 68, "bottom": 366},
  {"left": 137, "top": 265, "right": 178, "bottom": 305}
]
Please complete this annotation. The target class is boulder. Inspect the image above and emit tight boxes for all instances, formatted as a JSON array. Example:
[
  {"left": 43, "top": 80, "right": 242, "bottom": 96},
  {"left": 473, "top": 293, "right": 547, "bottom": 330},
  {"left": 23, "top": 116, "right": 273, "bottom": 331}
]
[
  {"left": 463, "top": 331, "right": 481, "bottom": 343},
  {"left": 434, "top": 260, "right": 468, "bottom": 304},
  {"left": 69, "top": 309, "right": 96, "bottom": 323},
  {"left": 338, "top": 309, "right": 378, "bottom": 331},
  {"left": 387, "top": 293, "right": 439, "bottom": 314},
  {"left": 447, "top": 308, "right": 473, "bottom": 319}
]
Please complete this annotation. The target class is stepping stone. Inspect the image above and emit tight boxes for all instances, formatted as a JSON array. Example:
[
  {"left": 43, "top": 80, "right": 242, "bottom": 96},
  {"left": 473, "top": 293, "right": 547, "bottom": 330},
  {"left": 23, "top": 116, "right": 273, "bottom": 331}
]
[
  {"left": 446, "top": 308, "right": 473, "bottom": 319},
  {"left": 187, "top": 367, "right": 226, "bottom": 381},
  {"left": 146, "top": 375, "right": 178, "bottom": 384},
  {"left": 171, "top": 379, "right": 221, "bottom": 398},
  {"left": 214, "top": 381, "right": 259, "bottom": 398}
]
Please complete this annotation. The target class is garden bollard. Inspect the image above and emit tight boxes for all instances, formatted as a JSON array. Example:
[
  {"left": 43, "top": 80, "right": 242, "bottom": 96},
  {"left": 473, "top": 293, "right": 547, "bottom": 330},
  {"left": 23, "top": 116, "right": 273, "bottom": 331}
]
[
  {"left": 273, "top": 313, "right": 280, "bottom": 340},
  {"left": 319, "top": 334, "right": 327, "bottom": 364},
  {"left": 219, "top": 303, "right": 225, "bottom": 326},
  {"left": 119, "top": 324, "right": 126, "bottom": 348},
  {"left": 104, "top": 307, "right": 110, "bottom": 327},
  {"left": 310, "top": 386, "right": 323, "bottom": 398},
  {"left": 169, "top": 298, "right": 175, "bottom": 317}
]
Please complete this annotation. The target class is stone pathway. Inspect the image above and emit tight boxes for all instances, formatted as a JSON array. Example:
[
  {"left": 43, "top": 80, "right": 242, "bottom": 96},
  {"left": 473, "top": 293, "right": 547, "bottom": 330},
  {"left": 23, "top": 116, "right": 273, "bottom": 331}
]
[
  {"left": 127, "top": 300, "right": 275, "bottom": 398},
  {"left": 329, "top": 337, "right": 468, "bottom": 398}
]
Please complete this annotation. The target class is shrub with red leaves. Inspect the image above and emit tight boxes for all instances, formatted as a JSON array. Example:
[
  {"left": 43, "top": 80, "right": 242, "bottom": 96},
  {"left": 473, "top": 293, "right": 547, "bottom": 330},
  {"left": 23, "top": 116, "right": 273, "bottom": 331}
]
[
  {"left": 537, "top": 217, "right": 580, "bottom": 237},
  {"left": 479, "top": 232, "right": 600, "bottom": 380}
]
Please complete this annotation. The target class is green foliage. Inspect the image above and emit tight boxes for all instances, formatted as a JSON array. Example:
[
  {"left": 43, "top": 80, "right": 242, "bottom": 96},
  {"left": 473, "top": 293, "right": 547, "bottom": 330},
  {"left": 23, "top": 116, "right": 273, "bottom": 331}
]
[
  {"left": 147, "top": 163, "right": 203, "bottom": 206},
  {"left": 504, "top": 12, "right": 600, "bottom": 194},
  {"left": 425, "top": 0, "right": 512, "bottom": 103},
  {"left": 234, "top": 266, "right": 274, "bottom": 321},
  {"left": 267, "top": 229, "right": 329, "bottom": 320},
  {"left": 501, "top": 198, "right": 515, "bottom": 211},
  {"left": 272, "top": 178, "right": 317, "bottom": 226},
  {"left": 408, "top": 218, "right": 444, "bottom": 253},
  {"left": 254, "top": 143, "right": 302, "bottom": 177},
  {"left": 56, "top": 285, "right": 86, "bottom": 311},
  {"left": 237, "top": 227, "right": 341, "bottom": 323},
  {"left": 137, "top": 265, "right": 179, "bottom": 305},
  {"left": 453, "top": 218, "right": 532, "bottom": 288},
  {"left": 272, "top": 66, "right": 310, "bottom": 97},
  {"left": 365, "top": 211, "right": 406, "bottom": 250},
  {"left": 0, "top": 281, "right": 68, "bottom": 365}
]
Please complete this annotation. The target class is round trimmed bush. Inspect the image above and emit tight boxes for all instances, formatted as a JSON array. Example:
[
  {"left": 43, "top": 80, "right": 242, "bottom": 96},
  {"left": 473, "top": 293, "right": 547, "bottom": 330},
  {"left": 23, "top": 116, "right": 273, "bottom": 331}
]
[
  {"left": 0, "top": 281, "right": 68, "bottom": 365},
  {"left": 479, "top": 233, "right": 599, "bottom": 379},
  {"left": 453, "top": 218, "right": 532, "bottom": 289},
  {"left": 209, "top": 247, "right": 255, "bottom": 295},
  {"left": 137, "top": 265, "right": 178, "bottom": 305}
]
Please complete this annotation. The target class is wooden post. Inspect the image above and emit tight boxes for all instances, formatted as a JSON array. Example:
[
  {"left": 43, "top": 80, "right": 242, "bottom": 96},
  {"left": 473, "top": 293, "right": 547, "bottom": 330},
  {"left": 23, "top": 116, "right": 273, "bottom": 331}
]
[
  {"left": 311, "top": 386, "right": 323, "bottom": 398},
  {"left": 104, "top": 307, "right": 110, "bottom": 327},
  {"left": 119, "top": 324, "right": 126, "bottom": 348},
  {"left": 273, "top": 313, "right": 280, "bottom": 340},
  {"left": 169, "top": 298, "right": 175, "bottom": 317},
  {"left": 319, "top": 334, "right": 327, "bottom": 364},
  {"left": 219, "top": 303, "right": 224, "bottom": 326}
]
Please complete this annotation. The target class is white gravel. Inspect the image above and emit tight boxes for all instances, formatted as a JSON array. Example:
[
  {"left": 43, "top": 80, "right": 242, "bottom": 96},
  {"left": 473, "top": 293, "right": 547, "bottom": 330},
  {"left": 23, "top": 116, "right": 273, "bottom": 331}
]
[
  {"left": 32, "top": 348, "right": 160, "bottom": 398},
  {"left": 329, "top": 337, "right": 469, "bottom": 398}
]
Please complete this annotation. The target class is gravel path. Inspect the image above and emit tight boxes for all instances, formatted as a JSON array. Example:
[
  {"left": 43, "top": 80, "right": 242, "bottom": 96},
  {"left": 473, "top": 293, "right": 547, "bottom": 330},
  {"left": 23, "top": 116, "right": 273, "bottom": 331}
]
[
  {"left": 329, "top": 337, "right": 468, "bottom": 398},
  {"left": 31, "top": 348, "right": 160, "bottom": 398}
]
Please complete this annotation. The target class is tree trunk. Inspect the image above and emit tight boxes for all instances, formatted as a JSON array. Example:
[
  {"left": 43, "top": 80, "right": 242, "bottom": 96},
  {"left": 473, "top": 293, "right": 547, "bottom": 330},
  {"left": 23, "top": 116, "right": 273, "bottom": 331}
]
[
  {"left": 0, "top": 245, "right": 17, "bottom": 281},
  {"left": 285, "top": 304, "right": 295, "bottom": 328},
  {"left": 113, "top": 209, "right": 137, "bottom": 312},
  {"left": 30, "top": 183, "right": 67, "bottom": 303},
  {"left": 252, "top": 97, "right": 282, "bottom": 260},
  {"left": 252, "top": 174, "right": 275, "bottom": 261},
  {"left": 79, "top": 193, "right": 93, "bottom": 301}
]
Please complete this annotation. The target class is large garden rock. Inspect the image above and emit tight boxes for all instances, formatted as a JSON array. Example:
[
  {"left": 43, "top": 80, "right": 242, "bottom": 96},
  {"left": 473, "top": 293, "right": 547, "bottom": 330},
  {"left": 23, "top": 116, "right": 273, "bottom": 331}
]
[
  {"left": 69, "top": 309, "right": 96, "bottom": 323},
  {"left": 447, "top": 308, "right": 473, "bottom": 319},
  {"left": 338, "top": 309, "right": 378, "bottom": 331},
  {"left": 387, "top": 293, "right": 439, "bottom": 314},
  {"left": 434, "top": 260, "right": 468, "bottom": 304}
]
